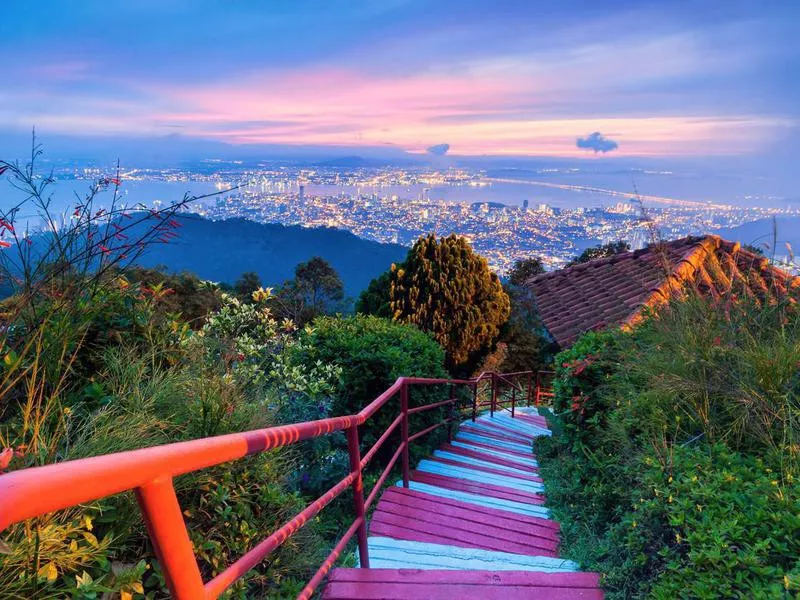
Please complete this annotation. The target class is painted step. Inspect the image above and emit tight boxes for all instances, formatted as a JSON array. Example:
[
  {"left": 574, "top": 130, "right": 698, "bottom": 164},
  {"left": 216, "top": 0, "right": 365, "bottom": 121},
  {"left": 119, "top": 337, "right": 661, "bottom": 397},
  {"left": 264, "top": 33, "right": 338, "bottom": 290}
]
[
  {"left": 380, "top": 487, "right": 559, "bottom": 537},
  {"left": 358, "top": 537, "right": 579, "bottom": 572},
  {"left": 438, "top": 443, "right": 539, "bottom": 471},
  {"left": 324, "top": 569, "right": 604, "bottom": 599},
  {"left": 394, "top": 480, "right": 550, "bottom": 519},
  {"left": 430, "top": 451, "right": 543, "bottom": 481},
  {"left": 415, "top": 459, "right": 545, "bottom": 493}
]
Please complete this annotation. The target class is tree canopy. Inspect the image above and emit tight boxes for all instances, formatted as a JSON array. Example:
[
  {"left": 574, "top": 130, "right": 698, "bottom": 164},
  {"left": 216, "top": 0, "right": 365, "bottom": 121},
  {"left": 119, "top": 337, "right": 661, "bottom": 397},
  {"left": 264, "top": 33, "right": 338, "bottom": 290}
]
[
  {"left": 507, "top": 257, "right": 545, "bottom": 286},
  {"left": 569, "top": 241, "right": 630, "bottom": 266},
  {"left": 390, "top": 234, "right": 510, "bottom": 368},
  {"left": 270, "top": 256, "right": 345, "bottom": 325}
]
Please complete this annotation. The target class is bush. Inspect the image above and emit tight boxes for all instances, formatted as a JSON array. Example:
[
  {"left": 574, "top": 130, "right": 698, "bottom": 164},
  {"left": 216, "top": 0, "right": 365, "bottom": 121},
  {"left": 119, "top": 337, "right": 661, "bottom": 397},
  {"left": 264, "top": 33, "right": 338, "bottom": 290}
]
[
  {"left": 289, "top": 315, "right": 451, "bottom": 460},
  {"left": 536, "top": 290, "right": 800, "bottom": 598}
]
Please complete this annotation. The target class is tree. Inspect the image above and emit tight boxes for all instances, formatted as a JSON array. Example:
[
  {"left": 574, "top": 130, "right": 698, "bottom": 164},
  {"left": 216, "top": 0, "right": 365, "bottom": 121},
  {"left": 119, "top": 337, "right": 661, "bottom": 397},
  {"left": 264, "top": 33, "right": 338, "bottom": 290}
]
[
  {"left": 234, "top": 271, "right": 262, "bottom": 302},
  {"left": 271, "top": 256, "right": 345, "bottom": 325},
  {"left": 390, "top": 234, "right": 510, "bottom": 369},
  {"left": 569, "top": 241, "right": 630, "bottom": 266},
  {"left": 507, "top": 257, "right": 545, "bottom": 286},
  {"left": 355, "top": 270, "right": 393, "bottom": 318}
]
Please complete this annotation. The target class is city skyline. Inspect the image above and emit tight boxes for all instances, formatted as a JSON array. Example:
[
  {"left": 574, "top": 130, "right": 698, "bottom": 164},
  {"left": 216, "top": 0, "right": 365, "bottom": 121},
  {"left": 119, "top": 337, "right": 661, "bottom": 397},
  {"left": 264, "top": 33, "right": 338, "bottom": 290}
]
[{"left": 2, "top": 1, "right": 798, "bottom": 163}]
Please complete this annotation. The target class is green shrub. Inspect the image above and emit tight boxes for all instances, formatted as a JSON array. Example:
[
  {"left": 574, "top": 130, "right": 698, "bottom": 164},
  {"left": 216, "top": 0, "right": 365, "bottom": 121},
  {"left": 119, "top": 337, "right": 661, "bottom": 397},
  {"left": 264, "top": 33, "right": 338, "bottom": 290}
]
[
  {"left": 290, "top": 315, "right": 451, "bottom": 461},
  {"left": 537, "top": 290, "right": 800, "bottom": 598}
]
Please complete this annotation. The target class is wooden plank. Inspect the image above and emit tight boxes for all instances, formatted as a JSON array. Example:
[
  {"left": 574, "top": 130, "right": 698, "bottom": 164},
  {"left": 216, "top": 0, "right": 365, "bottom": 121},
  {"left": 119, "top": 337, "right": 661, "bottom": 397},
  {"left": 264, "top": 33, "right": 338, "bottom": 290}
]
[
  {"left": 439, "top": 444, "right": 538, "bottom": 472},
  {"left": 323, "top": 581, "right": 604, "bottom": 599},
  {"left": 372, "top": 504, "right": 559, "bottom": 556},
  {"left": 460, "top": 424, "right": 533, "bottom": 445},
  {"left": 410, "top": 472, "right": 547, "bottom": 505},
  {"left": 374, "top": 498, "right": 559, "bottom": 548},
  {"left": 515, "top": 414, "right": 549, "bottom": 427},
  {"left": 368, "top": 517, "right": 560, "bottom": 557},
  {"left": 415, "top": 460, "right": 544, "bottom": 494},
  {"left": 377, "top": 492, "right": 558, "bottom": 541},
  {"left": 472, "top": 420, "right": 537, "bottom": 442},
  {"left": 383, "top": 487, "right": 559, "bottom": 531},
  {"left": 427, "top": 456, "right": 543, "bottom": 483},
  {"left": 328, "top": 568, "right": 601, "bottom": 587},
  {"left": 453, "top": 437, "right": 536, "bottom": 460}
]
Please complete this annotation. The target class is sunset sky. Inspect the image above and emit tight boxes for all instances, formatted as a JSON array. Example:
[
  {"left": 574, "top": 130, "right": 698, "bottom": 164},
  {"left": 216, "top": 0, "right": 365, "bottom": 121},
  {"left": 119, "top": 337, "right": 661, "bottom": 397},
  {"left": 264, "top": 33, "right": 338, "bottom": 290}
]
[{"left": 2, "top": 0, "right": 798, "bottom": 158}]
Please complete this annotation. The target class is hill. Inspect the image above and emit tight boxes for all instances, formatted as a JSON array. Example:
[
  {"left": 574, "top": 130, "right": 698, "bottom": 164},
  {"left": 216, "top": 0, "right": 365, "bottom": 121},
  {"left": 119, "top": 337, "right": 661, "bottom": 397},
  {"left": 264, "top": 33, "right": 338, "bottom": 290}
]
[
  {"left": 132, "top": 214, "right": 407, "bottom": 294},
  {"left": 717, "top": 216, "right": 800, "bottom": 258}
]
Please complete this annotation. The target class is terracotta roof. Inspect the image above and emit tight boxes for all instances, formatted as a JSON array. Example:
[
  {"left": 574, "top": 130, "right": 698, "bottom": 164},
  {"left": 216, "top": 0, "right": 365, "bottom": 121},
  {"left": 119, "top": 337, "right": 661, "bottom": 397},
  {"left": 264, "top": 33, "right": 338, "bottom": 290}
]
[{"left": 525, "top": 235, "right": 799, "bottom": 348}]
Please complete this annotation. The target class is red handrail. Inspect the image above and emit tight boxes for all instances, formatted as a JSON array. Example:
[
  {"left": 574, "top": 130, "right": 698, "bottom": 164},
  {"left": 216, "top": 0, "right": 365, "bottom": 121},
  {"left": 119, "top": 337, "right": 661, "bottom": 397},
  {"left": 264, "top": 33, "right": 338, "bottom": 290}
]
[{"left": 0, "top": 370, "right": 536, "bottom": 599}]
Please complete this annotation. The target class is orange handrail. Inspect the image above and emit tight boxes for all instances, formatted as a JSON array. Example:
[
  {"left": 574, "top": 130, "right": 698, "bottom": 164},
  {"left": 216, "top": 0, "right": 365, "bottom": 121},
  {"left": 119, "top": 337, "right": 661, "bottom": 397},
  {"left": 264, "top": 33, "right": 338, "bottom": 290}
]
[{"left": 0, "top": 370, "right": 537, "bottom": 599}]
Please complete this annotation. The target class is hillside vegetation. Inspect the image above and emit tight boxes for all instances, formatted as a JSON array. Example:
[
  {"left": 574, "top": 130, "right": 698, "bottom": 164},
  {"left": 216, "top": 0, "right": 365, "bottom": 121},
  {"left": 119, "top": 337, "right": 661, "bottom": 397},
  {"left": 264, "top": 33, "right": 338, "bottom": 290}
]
[{"left": 537, "top": 290, "right": 800, "bottom": 598}]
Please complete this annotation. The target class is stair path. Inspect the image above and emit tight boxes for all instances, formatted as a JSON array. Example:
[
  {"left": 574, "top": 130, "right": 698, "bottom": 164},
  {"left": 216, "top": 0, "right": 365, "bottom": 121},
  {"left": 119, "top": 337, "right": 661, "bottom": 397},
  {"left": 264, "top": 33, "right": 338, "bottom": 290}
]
[{"left": 323, "top": 406, "right": 604, "bottom": 599}]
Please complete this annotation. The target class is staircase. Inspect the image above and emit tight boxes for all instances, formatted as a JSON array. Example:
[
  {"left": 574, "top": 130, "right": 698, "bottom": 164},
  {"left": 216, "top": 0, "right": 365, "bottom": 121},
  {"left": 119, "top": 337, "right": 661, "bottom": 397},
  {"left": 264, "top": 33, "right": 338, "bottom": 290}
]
[{"left": 323, "top": 408, "right": 603, "bottom": 599}]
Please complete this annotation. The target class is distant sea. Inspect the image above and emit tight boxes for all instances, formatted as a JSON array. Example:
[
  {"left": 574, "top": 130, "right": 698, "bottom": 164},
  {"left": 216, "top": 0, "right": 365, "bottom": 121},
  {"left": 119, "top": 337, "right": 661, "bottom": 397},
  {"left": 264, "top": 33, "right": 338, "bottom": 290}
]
[{"left": 3, "top": 169, "right": 797, "bottom": 230}]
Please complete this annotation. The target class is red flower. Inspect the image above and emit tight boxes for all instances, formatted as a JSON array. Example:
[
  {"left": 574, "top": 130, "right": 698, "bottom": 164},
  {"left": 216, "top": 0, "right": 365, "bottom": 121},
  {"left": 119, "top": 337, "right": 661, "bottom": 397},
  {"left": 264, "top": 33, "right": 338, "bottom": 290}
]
[
  {"left": 0, "top": 448, "right": 12, "bottom": 470},
  {"left": 0, "top": 219, "right": 14, "bottom": 232},
  {"left": 99, "top": 245, "right": 111, "bottom": 255},
  {"left": 712, "top": 336, "right": 722, "bottom": 347},
  {"left": 0, "top": 240, "right": 11, "bottom": 249},
  {"left": 109, "top": 177, "right": 121, "bottom": 186}
]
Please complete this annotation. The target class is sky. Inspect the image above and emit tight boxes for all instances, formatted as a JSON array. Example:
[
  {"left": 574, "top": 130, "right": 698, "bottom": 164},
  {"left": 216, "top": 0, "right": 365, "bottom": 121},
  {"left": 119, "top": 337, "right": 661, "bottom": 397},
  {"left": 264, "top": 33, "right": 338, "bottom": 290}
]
[{"left": 1, "top": 0, "right": 799, "bottom": 160}]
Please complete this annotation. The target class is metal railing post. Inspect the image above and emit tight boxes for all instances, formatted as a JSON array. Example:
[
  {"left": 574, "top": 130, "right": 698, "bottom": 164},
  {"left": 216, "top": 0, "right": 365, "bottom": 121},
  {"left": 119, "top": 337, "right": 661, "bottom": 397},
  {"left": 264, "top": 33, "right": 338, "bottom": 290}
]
[
  {"left": 511, "top": 384, "right": 516, "bottom": 418},
  {"left": 527, "top": 371, "right": 533, "bottom": 406},
  {"left": 346, "top": 425, "right": 370, "bottom": 568},
  {"left": 401, "top": 380, "right": 410, "bottom": 488},
  {"left": 490, "top": 373, "right": 497, "bottom": 417},
  {"left": 447, "top": 383, "right": 455, "bottom": 442},
  {"left": 471, "top": 381, "right": 478, "bottom": 422},
  {"left": 135, "top": 478, "right": 205, "bottom": 600}
]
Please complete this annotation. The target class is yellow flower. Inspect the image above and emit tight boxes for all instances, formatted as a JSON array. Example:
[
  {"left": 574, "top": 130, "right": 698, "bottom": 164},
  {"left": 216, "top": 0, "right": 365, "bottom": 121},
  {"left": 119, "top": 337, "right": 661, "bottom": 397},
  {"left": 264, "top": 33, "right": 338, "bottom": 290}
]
[
  {"left": 675, "top": 533, "right": 682, "bottom": 544},
  {"left": 632, "top": 520, "right": 637, "bottom": 528},
  {"left": 63, "top": 406, "right": 72, "bottom": 416},
  {"left": 668, "top": 476, "right": 673, "bottom": 483},
  {"left": 696, "top": 504, "right": 702, "bottom": 512},
  {"left": 785, "top": 575, "right": 790, "bottom": 590},
  {"left": 771, "top": 480, "right": 779, "bottom": 486},
  {"left": 668, "top": 495, "right": 673, "bottom": 503},
  {"left": 691, "top": 475, "right": 698, "bottom": 482},
  {"left": 251, "top": 287, "right": 273, "bottom": 302}
]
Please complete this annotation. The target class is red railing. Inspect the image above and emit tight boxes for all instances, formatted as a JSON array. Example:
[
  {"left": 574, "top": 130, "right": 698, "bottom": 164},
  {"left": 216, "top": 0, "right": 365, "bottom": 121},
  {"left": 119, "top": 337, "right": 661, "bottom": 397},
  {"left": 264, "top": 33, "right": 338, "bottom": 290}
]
[
  {"left": 534, "top": 369, "right": 556, "bottom": 406},
  {"left": 0, "top": 370, "right": 539, "bottom": 599}
]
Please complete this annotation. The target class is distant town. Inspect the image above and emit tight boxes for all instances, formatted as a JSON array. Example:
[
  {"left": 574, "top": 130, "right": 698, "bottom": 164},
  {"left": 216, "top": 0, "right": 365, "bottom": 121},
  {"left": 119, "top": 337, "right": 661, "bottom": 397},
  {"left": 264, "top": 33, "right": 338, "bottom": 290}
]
[{"left": 69, "top": 164, "right": 799, "bottom": 274}]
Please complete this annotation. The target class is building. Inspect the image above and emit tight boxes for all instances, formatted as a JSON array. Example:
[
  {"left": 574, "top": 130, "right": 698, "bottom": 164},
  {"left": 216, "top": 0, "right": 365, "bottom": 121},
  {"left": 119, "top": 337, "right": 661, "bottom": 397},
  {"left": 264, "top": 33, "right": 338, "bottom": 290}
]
[{"left": 524, "top": 235, "right": 799, "bottom": 349}]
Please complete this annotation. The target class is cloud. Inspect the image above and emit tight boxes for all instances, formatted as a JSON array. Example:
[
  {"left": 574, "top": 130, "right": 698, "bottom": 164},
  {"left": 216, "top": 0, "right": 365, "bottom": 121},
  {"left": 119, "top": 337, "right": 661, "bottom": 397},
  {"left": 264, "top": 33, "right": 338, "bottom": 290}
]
[
  {"left": 427, "top": 143, "right": 450, "bottom": 155},
  {"left": 576, "top": 132, "right": 619, "bottom": 153}
]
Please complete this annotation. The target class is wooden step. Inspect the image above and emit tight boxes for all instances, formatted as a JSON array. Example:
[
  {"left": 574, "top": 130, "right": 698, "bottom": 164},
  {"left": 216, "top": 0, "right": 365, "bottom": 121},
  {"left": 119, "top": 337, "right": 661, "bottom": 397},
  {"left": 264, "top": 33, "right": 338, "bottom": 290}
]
[{"left": 324, "top": 568, "right": 603, "bottom": 599}]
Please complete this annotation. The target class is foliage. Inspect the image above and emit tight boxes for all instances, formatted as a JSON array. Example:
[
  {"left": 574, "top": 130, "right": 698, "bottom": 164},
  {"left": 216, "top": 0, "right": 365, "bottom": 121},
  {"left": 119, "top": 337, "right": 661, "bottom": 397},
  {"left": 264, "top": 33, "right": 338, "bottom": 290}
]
[
  {"left": 233, "top": 271, "right": 262, "bottom": 302},
  {"left": 355, "top": 270, "right": 393, "bottom": 318},
  {"left": 497, "top": 279, "right": 554, "bottom": 374},
  {"left": 289, "top": 315, "right": 451, "bottom": 463},
  {"left": 537, "top": 289, "right": 800, "bottom": 599},
  {"left": 123, "top": 266, "right": 223, "bottom": 327},
  {"left": 270, "top": 256, "right": 347, "bottom": 326},
  {"left": 390, "top": 234, "right": 510, "bottom": 369},
  {"left": 506, "top": 256, "right": 545, "bottom": 286},
  {"left": 568, "top": 240, "right": 630, "bottom": 266}
]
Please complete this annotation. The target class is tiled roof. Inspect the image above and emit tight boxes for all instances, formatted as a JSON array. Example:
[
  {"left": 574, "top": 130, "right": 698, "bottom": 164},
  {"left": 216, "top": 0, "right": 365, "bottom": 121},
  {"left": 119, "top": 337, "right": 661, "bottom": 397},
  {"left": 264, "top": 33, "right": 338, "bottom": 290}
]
[{"left": 525, "top": 235, "right": 799, "bottom": 348}]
